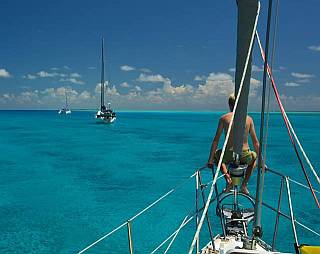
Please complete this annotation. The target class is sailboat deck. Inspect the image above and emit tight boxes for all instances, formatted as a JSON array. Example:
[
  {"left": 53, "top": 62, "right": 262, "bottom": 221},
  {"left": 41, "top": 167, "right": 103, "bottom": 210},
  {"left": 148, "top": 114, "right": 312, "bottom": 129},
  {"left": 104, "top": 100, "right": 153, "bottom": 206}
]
[{"left": 201, "top": 236, "right": 281, "bottom": 254}]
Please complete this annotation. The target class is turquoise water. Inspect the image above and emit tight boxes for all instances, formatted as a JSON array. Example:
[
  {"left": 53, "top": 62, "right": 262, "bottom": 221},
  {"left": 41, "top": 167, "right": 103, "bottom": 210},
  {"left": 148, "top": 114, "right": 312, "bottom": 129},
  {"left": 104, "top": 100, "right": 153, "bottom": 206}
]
[{"left": 0, "top": 111, "right": 319, "bottom": 253}]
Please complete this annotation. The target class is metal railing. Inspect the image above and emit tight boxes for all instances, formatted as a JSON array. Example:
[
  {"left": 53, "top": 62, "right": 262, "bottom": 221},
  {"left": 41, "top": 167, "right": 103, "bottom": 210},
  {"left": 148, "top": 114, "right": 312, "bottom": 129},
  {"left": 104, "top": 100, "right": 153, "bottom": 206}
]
[
  {"left": 253, "top": 167, "right": 320, "bottom": 251},
  {"left": 77, "top": 166, "right": 319, "bottom": 254}
]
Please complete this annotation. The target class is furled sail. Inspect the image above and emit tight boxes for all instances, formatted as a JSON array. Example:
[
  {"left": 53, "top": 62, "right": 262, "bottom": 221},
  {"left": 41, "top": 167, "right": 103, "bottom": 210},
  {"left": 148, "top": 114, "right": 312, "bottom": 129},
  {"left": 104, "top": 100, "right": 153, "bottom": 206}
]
[{"left": 233, "top": 0, "right": 260, "bottom": 157}]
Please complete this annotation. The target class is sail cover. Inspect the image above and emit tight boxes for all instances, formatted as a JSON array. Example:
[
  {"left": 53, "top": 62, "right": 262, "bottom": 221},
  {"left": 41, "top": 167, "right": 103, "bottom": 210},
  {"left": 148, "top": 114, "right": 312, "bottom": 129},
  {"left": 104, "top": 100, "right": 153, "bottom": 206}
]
[{"left": 233, "top": 0, "right": 260, "bottom": 156}]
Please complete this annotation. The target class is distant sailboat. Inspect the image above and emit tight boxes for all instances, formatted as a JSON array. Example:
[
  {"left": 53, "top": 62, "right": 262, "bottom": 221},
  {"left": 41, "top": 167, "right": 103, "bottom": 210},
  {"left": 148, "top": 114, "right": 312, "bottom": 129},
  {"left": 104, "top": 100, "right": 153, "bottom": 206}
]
[
  {"left": 95, "top": 38, "right": 116, "bottom": 123},
  {"left": 58, "top": 88, "right": 71, "bottom": 114}
]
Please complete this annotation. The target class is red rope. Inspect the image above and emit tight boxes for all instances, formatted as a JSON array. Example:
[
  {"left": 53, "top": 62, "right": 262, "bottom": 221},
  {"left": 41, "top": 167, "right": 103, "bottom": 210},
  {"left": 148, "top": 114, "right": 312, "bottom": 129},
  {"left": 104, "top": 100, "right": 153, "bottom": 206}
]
[{"left": 258, "top": 42, "right": 320, "bottom": 208}]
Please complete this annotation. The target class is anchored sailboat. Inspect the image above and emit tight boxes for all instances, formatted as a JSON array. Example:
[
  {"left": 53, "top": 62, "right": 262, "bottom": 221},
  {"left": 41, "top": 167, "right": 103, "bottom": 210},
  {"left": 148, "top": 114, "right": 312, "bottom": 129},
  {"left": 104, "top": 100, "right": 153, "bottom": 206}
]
[
  {"left": 58, "top": 88, "right": 71, "bottom": 114},
  {"left": 95, "top": 38, "right": 116, "bottom": 123},
  {"left": 78, "top": 1, "right": 320, "bottom": 253}
]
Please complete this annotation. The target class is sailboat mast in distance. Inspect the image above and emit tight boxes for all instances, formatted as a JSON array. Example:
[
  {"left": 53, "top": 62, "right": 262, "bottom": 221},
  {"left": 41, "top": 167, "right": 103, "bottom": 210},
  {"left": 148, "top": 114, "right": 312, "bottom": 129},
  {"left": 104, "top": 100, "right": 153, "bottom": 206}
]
[
  {"left": 95, "top": 38, "right": 116, "bottom": 123},
  {"left": 100, "top": 38, "right": 105, "bottom": 110},
  {"left": 65, "top": 88, "right": 68, "bottom": 108}
]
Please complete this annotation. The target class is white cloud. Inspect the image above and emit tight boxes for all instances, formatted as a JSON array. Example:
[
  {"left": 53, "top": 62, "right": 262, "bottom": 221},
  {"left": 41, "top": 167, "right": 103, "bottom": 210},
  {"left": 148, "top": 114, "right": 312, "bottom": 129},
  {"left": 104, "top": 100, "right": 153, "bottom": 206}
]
[
  {"left": 194, "top": 75, "right": 206, "bottom": 81},
  {"left": 95, "top": 81, "right": 108, "bottom": 93},
  {"left": 120, "top": 82, "right": 130, "bottom": 88},
  {"left": 95, "top": 82, "right": 120, "bottom": 96},
  {"left": 163, "top": 82, "right": 193, "bottom": 95},
  {"left": 291, "top": 72, "right": 315, "bottom": 79},
  {"left": 120, "top": 65, "right": 135, "bottom": 71},
  {"left": 140, "top": 68, "right": 151, "bottom": 73},
  {"left": 59, "top": 78, "right": 85, "bottom": 85},
  {"left": 22, "top": 74, "right": 37, "bottom": 80},
  {"left": 37, "top": 71, "right": 54, "bottom": 77},
  {"left": 70, "top": 72, "right": 81, "bottom": 78},
  {"left": 135, "top": 86, "right": 142, "bottom": 92},
  {"left": 10, "top": 86, "right": 94, "bottom": 107},
  {"left": 50, "top": 67, "right": 59, "bottom": 71},
  {"left": 137, "top": 73, "right": 170, "bottom": 83},
  {"left": 0, "top": 69, "right": 11, "bottom": 78},
  {"left": 229, "top": 67, "right": 236, "bottom": 72},
  {"left": 78, "top": 91, "right": 92, "bottom": 100},
  {"left": 88, "top": 66, "right": 96, "bottom": 70},
  {"left": 308, "top": 45, "right": 320, "bottom": 52},
  {"left": 207, "top": 72, "right": 232, "bottom": 81},
  {"left": 63, "top": 65, "right": 70, "bottom": 70},
  {"left": 194, "top": 72, "right": 234, "bottom": 99},
  {"left": 194, "top": 73, "right": 260, "bottom": 100},
  {"left": 285, "top": 82, "right": 300, "bottom": 87},
  {"left": 252, "top": 65, "right": 263, "bottom": 72},
  {"left": 37, "top": 71, "right": 67, "bottom": 78}
]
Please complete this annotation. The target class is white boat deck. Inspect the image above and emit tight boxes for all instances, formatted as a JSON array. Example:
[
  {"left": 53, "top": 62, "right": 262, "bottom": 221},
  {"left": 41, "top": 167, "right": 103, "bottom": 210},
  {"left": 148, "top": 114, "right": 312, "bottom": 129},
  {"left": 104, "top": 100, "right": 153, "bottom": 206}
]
[{"left": 201, "top": 236, "right": 281, "bottom": 254}]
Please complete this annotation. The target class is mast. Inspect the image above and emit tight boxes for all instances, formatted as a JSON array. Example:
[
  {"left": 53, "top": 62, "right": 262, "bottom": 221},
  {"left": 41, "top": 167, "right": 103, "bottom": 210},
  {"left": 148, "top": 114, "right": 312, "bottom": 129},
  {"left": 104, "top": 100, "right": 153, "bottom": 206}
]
[
  {"left": 253, "top": 0, "right": 273, "bottom": 238},
  {"left": 233, "top": 0, "right": 259, "bottom": 159},
  {"left": 65, "top": 88, "right": 68, "bottom": 109},
  {"left": 100, "top": 38, "right": 105, "bottom": 109}
]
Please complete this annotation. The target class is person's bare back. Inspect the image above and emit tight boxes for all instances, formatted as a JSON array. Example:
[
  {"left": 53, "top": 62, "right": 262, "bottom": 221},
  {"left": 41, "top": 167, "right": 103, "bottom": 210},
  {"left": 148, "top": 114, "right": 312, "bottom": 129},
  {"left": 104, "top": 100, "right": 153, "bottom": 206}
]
[{"left": 220, "top": 112, "right": 253, "bottom": 150}]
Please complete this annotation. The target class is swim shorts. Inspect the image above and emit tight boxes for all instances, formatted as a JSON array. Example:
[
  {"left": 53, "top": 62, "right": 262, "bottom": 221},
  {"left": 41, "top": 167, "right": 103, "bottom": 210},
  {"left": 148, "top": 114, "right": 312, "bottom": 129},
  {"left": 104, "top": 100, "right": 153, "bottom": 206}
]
[{"left": 214, "top": 148, "right": 257, "bottom": 165}]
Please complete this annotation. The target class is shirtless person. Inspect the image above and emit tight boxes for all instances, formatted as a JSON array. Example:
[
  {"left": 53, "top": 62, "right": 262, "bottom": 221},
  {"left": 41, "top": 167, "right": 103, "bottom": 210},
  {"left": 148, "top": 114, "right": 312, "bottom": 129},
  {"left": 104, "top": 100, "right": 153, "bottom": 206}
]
[{"left": 207, "top": 94, "right": 260, "bottom": 194}]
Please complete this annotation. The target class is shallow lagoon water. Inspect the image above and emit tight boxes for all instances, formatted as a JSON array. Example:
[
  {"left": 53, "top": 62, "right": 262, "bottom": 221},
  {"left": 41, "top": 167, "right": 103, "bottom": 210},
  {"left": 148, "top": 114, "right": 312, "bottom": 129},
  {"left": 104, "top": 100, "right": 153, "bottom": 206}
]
[{"left": 0, "top": 110, "right": 319, "bottom": 253}]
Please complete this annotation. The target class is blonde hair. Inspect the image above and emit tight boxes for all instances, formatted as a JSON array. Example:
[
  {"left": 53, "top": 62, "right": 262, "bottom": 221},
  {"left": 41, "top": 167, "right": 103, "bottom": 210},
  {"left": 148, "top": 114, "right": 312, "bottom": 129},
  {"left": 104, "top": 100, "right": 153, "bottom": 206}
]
[{"left": 228, "top": 93, "right": 235, "bottom": 110}]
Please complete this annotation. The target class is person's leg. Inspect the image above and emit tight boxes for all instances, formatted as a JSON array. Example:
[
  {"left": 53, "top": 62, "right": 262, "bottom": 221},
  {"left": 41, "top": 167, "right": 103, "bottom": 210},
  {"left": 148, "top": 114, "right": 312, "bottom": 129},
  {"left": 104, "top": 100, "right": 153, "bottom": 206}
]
[
  {"left": 221, "top": 163, "right": 233, "bottom": 192},
  {"left": 240, "top": 151, "right": 257, "bottom": 194},
  {"left": 215, "top": 149, "right": 233, "bottom": 192}
]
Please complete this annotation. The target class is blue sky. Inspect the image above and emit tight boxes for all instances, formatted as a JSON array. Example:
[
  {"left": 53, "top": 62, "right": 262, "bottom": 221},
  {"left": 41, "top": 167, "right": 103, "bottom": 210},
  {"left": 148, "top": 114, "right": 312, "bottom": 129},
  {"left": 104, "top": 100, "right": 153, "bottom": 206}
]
[{"left": 0, "top": 0, "right": 319, "bottom": 110}]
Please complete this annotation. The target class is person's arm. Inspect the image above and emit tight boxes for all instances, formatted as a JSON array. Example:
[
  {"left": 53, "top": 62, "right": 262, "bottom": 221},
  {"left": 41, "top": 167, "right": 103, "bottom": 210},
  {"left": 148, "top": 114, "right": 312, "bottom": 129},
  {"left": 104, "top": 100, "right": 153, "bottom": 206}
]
[
  {"left": 249, "top": 118, "right": 260, "bottom": 155},
  {"left": 207, "top": 118, "right": 224, "bottom": 167}
]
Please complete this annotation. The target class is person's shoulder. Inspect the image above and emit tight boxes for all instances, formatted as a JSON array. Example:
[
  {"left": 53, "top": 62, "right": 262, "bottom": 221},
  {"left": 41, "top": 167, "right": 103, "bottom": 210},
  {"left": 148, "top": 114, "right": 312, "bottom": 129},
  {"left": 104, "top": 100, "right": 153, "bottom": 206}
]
[
  {"left": 220, "top": 113, "right": 229, "bottom": 121},
  {"left": 222, "top": 112, "right": 232, "bottom": 118}
]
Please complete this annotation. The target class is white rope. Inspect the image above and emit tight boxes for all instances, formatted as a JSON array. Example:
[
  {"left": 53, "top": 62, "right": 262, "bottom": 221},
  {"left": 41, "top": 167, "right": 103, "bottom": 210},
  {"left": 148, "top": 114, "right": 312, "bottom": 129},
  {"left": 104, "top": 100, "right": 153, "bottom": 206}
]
[
  {"left": 188, "top": 4, "right": 261, "bottom": 253},
  {"left": 289, "top": 178, "right": 320, "bottom": 194},
  {"left": 150, "top": 215, "right": 194, "bottom": 254},
  {"left": 163, "top": 215, "right": 189, "bottom": 254},
  {"left": 77, "top": 222, "right": 127, "bottom": 254},
  {"left": 295, "top": 219, "right": 320, "bottom": 237},
  {"left": 130, "top": 172, "right": 196, "bottom": 221},
  {"left": 256, "top": 32, "right": 320, "bottom": 186}
]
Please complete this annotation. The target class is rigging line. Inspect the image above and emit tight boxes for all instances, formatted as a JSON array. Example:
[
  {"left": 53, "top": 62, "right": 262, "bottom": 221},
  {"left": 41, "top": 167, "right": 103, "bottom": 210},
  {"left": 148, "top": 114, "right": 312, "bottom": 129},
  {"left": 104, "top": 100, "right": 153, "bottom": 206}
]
[
  {"left": 295, "top": 219, "right": 320, "bottom": 238},
  {"left": 188, "top": 3, "right": 261, "bottom": 254},
  {"left": 289, "top": 178, "right": 320, "bottom": 194},
  {"left": 78, "top": 221, "right": 127, "bottom": 254},
  {"left": 263, "top": 0, "right": 280, "bottom": 163},
  {"left": 255, "top": 32, "right": 320, "bottom": 208},
  {"left": 150, "top": 214, "right": 194, "bottom": 254},
  {"left": 163, "top": 215, "right": 189, "bottom": 254},
  {"left": 130, "top": 171, "right": 197, "bottom": 221}
]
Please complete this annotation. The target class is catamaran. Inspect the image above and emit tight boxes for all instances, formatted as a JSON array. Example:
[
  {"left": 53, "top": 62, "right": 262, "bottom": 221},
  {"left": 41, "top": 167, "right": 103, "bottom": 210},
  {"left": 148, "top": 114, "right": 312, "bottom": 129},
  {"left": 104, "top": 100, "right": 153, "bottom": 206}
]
[
  {"left": 58, "top": 88, "right": 71, "bottom": 114},
  {"left": 78, "top": 1, "right": 319, "bottom": 254},
  {"left": 95, "top": 38, "right": 116, "bottom": 123}
]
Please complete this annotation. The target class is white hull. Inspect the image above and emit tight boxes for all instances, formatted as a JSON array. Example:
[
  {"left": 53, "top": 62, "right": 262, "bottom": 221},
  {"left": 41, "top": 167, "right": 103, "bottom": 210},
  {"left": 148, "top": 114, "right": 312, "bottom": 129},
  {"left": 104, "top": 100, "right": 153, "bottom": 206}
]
[
  {"left": 58, "top": 109, "right": 71, "bottom": 114},
  {"left": 96, "top": 116, "right": 116, "bottom": 123},
  {"left": 95, "top": 110, "right": 116, "bottom": 123}
]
